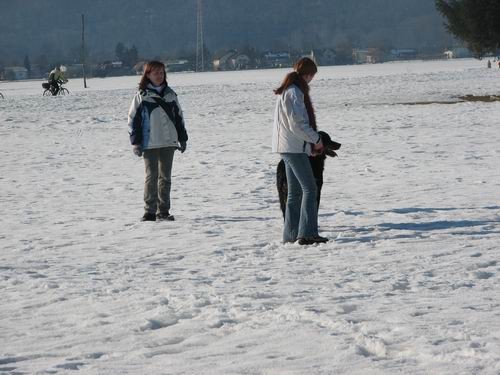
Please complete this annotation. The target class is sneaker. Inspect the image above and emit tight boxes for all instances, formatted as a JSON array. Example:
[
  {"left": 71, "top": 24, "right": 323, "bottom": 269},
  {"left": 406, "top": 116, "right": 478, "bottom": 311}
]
[
  {"left": 156, "top": 212, "right": 175, "bottom": 221},
  {"left": 297, "top": 236, "right": 329, "bottom": 245},
  {"left": 141, "top": 212, "right": 156, "bottom": 222}
]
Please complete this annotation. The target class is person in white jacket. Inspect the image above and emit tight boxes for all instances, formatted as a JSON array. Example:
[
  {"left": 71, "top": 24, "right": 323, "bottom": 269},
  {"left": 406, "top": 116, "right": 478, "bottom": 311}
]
[
  {"left": 128, "top": 61, "right": 188, "bottom": 222},
  {"left": 272, "top": 58, "right": 328, "bottom": 245}
]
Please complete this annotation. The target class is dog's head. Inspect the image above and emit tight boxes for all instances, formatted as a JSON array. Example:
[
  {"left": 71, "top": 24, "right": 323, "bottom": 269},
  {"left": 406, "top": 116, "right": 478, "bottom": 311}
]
[{"left": 318, "top": 131, "right": 341, "bottom": 158}]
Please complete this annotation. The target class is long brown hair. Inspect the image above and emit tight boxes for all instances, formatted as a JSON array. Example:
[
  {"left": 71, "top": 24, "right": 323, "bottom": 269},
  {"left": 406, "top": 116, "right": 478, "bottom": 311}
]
[
  {"left": 274, "top": 57, "right": 318, "bottom": 130},
  {"left": 138, "top": 61, "right": 167, "bottom": 90}
]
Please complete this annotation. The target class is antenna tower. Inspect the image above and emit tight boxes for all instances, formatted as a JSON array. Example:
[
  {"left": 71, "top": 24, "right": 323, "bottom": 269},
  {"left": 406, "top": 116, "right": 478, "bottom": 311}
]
[{"left": 196, "top": 0, "right": 205, "bottom": 72}]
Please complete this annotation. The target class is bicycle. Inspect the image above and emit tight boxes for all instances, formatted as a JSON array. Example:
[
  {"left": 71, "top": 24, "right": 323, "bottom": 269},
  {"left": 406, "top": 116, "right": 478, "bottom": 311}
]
[{"left": 42, "top": 81, "right": 69, "bottom": 96}]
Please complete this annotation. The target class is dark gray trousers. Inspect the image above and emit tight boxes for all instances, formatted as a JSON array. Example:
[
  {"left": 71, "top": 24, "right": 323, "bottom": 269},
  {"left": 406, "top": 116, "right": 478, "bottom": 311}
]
[{"left": 143, "top": 147, "right": 176, "bottom": 214}]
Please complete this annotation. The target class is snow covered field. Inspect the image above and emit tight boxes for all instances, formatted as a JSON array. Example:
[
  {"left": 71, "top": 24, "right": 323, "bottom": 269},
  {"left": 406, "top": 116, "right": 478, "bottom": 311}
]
[{"left": 1, "top": 59, "right": 499, "bottom": 374}]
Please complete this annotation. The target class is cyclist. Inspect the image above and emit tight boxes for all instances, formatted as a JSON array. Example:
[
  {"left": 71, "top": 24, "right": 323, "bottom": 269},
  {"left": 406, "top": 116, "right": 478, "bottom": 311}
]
[{"left": 48, "top": 66, "right": 68, "bottom": 95}]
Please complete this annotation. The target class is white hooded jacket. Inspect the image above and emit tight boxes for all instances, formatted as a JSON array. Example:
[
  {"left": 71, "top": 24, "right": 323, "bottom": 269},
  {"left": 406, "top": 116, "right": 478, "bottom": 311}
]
[{"left": 272, "top": 85, "right": 321, "bottom": 155}]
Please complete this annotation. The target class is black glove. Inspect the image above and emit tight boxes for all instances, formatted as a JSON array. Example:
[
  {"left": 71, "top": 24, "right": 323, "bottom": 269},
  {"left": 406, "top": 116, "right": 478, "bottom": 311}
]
[
  {"left": 133, "top": 145, "right": 142, "bottom": 157},
  {"left": 178, "top": 142, "right": 187, "bottom": 153}
]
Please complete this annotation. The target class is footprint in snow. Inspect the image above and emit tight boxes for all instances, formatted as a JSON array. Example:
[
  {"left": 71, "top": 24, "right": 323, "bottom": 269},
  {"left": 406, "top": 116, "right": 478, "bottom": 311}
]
[
  {"left": 477, "top": 260, "right": 497, "bottom": 268},
  {"left": 256, "top": 275, "right": 272, "bottom": 282},
  {"left": 209, "top": 317, "right": 238, "bottom": 329},
  {"left": 55, "top": 362, "right": 85, "bottom": 370},
  {"left": 139, "top": 317, "right": 179, "bottom": 331},
  {"left": 336, "top": 304, "right": 358, "bottom": 314},
  {"left": 474, "top": 271, "right": 494, "bottom": 280},
  {"left": 392, "top": 280, "right": 410, "bottom": 291}
]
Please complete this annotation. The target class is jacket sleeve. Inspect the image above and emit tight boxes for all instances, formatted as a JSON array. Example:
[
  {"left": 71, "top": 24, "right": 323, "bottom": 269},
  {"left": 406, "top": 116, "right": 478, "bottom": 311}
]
[
  {"left": 172, "top": 95, "right": 188, "bottom": 143},
  {"left": 283, "top": 89, "right": 321, "bottom": 144},
  {"left": 128, "top": 93, "right": 143, "bottom": 146},
  {"left": 55, "top": 71, "right": 67, "bottom": 83}
]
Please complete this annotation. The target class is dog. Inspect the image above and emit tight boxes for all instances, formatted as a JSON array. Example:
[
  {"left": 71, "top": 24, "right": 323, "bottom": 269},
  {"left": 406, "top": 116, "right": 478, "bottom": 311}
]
[{"left": 277, "top": 131, "right": 341, "bottom": 219}]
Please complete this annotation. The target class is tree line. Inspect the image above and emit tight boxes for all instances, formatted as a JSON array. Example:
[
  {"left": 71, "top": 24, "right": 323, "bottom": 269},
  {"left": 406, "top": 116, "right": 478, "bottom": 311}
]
[{"left": 1, "top": 0, "right": 451, "bottom": 64}]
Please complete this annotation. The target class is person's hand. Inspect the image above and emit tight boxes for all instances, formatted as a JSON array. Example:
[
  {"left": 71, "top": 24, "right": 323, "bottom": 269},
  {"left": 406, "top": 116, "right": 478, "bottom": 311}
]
[
  {"left": 133, "top": 145, "right": 142, "bottom": 157},
  {"left": 312, "top": 140, "right": 324, "bottom": 156},
  {"left": 178, "top": 142, "right": 187, "bottom": 153}
]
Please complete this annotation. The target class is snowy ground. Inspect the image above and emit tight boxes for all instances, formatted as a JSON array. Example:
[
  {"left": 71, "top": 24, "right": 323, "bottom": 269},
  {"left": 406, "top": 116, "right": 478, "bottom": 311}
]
[{"left": 1, "top": 59, "right": 499, "bottom": 374}]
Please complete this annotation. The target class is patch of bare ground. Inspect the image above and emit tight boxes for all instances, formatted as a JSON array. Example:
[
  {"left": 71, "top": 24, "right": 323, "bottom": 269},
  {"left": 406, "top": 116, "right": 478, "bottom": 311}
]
[{"left": 399, "top": 95, "right": 500, "bottom": 105}]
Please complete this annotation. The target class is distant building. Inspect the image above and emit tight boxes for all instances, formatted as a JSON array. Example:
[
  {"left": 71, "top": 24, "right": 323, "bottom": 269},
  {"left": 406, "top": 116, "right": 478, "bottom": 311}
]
[
  {"left": 453, "top": 47, "right": 472, "bottom": 58},
  {"left": 213, "top": 50, "right": 238, "bottom": 71},
  {"left": 443, "top": 50, "right": 454, "bottom": 59},
  {"left": 1, "top": 66, "right": 28, "bottom": 80},
  {"left": 95, "top": 60, "right": 133, "bottom": 77},
  {"left": 390, "top": 49, "right": 418, "bottom": 60},
  {"left": 61, "top": 64, "right": 76, "bottom": 77},
  {"left": 310, "top": 49, "right": 336, "bottom": 66},
  {"left": 352, "top": 49, "right": 382, "bottom": 64},
  {"left": 166, "top": 60, "right": 192, "bottom": 72},
  {"left": 23, "top": 64, "right": 44, "bottom": 79},
  {"left": 262, "top": 52, "right": 291, "bottom": 68},
  {"left": 444, "top": 47, "right": 472, "bottom": 59},
  {"left": 133, "top": 61, "right": 147, "bottom": 75},
  {"left": 213, "top": 51, "right": 250, "bottom": 71},
  {"left": 230, "top": 54, "right": 251, "bottom": 70}
]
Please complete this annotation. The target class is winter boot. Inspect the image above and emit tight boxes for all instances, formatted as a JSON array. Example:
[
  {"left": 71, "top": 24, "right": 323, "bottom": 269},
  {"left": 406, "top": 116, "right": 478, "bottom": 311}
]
[
  {"left": 142, "top": 212, "right": 157, "bottom": 222},
  {"left": 297, "top": 236, "right": 329, "bottom": 245},
  {"left": 156, "top": 212, "right": 175, "bottom": 221}
]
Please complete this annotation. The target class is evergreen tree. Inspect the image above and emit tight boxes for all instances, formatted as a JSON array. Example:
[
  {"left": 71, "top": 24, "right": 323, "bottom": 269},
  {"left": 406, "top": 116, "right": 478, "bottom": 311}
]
[
  {"left": 23, "top": 55, "right": 31, "bottom": 73},
  {"left": 35, "top": 54, "right": 49, "bottom": 75},
  {"left": 115, "top": 42, "right": 125, "bottom": 61},
  {"left": 436, "top": 0, "right": 500, "bottom": 57},
  {"left": 335, "top": 40, "right": 354, "bottom": 65},
  {"left": 127, "top": 45, "right": 138, "bottom": 66}
]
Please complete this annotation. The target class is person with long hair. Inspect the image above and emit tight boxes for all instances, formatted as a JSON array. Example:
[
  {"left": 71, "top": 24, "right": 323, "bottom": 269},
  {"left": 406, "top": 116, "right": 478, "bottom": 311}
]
[
  {"left": 128, "top": 61, "right": 188, "bottom": 221},
  {"left": 272, "top": 57, "right": 328, "bottom": 245}
]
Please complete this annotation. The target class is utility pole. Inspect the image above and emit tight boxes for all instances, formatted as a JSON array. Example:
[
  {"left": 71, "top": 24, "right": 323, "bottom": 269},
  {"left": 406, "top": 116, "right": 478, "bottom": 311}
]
[
  {"left": 81, "top": 14, "right": 88, "bottom": 88},
  {"left": 196, "top": 0, "right": 204, "bottom": 72}
]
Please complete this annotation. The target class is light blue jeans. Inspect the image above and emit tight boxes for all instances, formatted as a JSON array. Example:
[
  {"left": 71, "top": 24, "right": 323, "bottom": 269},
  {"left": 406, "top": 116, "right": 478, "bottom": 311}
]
[{"left": 280, "top": 153, "right": 319, "bottom": 242}]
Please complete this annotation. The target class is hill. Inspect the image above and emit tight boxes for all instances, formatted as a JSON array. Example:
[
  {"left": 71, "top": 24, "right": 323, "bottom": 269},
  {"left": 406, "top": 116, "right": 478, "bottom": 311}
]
[{"left": 0, "top": 0, "right": 452, "bottom": 63}]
